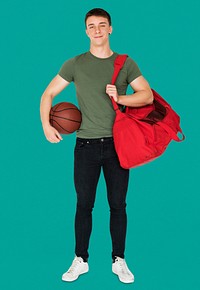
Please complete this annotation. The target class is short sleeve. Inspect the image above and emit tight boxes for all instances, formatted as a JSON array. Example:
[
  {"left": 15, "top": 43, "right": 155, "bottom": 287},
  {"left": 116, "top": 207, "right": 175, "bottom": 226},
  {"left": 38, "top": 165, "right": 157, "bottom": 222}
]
[
  {"left": 125, "top": 57, "right": 142, "bottom": 84},
  {"left": 58, "top": 57, "right": 75, "bottom": 82}
]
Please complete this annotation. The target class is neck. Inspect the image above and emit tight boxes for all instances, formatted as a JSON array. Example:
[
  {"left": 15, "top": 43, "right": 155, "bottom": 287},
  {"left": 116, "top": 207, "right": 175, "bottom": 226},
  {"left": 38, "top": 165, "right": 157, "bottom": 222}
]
[{"left": 89, "top": 44, "right": 113, "bottom": 58}]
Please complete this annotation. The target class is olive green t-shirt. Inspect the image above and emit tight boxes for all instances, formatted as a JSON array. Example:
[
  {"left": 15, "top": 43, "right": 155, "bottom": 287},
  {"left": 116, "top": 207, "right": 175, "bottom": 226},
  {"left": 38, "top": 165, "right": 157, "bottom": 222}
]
[{"left": 58, "top": 51, "right": 142, "bottom": 138}]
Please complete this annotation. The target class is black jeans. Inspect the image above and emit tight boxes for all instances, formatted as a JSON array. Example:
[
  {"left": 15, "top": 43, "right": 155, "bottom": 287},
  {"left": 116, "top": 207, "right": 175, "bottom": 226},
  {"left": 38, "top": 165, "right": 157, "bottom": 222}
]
[{"left": 74, "top": 137, "right": 129, "bottom": 262}]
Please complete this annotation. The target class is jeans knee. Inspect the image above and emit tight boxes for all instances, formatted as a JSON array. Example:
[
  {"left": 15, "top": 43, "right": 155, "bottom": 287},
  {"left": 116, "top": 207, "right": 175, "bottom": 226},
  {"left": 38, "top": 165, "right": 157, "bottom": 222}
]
[
  {"left": 76, "top": 203, "right": 94, "bottom": 217},
  {"left": 109, "top": 202, "right": 127, "bottom": 214}
]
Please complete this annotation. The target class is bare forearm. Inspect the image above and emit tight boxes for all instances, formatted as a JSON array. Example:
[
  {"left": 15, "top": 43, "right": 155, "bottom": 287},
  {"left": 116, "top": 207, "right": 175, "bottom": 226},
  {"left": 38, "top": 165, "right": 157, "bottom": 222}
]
[
  {"left": 118, "top": 90, "right": 154, "bottom": 107},
  {"left": 40, "top": 92, "right": 53, "bottom": 128},
  {"left": 40, "top": 75, "right": 70, "bottom": 130}
]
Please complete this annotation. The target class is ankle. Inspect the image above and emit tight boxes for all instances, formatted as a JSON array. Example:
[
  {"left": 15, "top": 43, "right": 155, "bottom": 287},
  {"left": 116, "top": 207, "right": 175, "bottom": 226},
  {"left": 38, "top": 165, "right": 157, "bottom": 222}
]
[
  {"left": 112, "top": 256, "right": 124, "bottom": 263},
  {"left": 76, "top": 255, "right": 88, "bottom": 263}
]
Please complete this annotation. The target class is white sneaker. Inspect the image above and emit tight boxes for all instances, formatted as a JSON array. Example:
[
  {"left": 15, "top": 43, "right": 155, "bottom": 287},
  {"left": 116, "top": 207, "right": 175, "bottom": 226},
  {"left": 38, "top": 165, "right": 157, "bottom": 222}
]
[
  {"left": 112, "top": 256, "right": 134, "bottom": 283},
  {"left": 62, "top": 256, "right": 89, "bottom": 282}
]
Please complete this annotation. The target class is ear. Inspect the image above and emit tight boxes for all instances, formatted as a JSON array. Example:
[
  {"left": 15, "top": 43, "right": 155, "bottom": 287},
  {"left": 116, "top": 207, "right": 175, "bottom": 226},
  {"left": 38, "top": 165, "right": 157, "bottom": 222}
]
[
  {"left": 109, "top": 26, "right": 113, "bottom": 35},
  {"left": 85, "top": 29, "right": 89, "bottom": 37}
]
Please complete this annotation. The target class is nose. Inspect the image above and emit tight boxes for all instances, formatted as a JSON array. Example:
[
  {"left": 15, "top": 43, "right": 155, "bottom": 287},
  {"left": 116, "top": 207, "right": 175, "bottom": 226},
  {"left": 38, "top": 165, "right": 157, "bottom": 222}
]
[{"left": 95, "top": 26, "right": 100, "bottom": 33}]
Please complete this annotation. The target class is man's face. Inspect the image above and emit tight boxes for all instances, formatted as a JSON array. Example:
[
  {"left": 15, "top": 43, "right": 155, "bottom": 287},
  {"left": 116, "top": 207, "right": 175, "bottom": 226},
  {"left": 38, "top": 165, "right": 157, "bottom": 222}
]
[{"left": 86, "top": 16, "right": 112, "bottom": 46}]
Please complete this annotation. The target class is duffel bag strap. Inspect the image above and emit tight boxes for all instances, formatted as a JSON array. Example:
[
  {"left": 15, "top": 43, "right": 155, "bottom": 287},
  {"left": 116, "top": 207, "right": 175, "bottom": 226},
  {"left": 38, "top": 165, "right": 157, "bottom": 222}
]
[{"left": 110, "top": 55, "right": 128, "bottom": 111}]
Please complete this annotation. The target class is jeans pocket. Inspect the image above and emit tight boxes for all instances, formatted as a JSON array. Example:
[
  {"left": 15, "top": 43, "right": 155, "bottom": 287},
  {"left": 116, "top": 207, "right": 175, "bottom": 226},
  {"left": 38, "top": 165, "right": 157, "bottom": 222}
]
[{"left": 75, "top": 140, "right": 86, "bottom": 150}]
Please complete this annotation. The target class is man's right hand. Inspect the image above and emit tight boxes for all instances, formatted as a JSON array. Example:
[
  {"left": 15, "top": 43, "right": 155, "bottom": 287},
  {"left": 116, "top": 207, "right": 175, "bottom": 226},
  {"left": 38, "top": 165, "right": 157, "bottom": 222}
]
[{"left": 43, "top": 124, "right": 63, "bottom": 143}]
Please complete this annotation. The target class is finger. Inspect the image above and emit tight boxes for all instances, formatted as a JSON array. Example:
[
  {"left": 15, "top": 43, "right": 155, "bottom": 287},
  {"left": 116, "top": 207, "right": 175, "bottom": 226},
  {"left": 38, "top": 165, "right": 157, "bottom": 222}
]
[
  {"left": 106, "top": 89, "right": 115, "bottom": 95},
  {"left": 55, "top": 131, "right": 63, "bottom": 140},
  {"left": 106, "top": 91, "right": 113, "bottom": 97},
  {"left": 48, "top": 136, "right": 60, "bottom": 143},
  {"left": 107, "top": 87, "right": 116, "bottom": 92},
  {"left": 49, "top": 138, "right": 56, "bottom": 143},
  {"left": 52, "top": 131, "right": 62, "bottom": 141},
  {"left": 53, "top": 137, "right": 60, "bottom": 142},
  {"left": 48, "top": 139, "right": 55, "bottom": 143}
]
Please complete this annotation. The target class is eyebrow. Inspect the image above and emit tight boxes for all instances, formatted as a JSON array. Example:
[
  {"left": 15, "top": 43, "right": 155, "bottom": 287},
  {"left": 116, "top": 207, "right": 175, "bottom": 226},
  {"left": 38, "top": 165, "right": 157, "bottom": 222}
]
[{"left": 88, "top": 22, "right": 107, "bottom": 27}]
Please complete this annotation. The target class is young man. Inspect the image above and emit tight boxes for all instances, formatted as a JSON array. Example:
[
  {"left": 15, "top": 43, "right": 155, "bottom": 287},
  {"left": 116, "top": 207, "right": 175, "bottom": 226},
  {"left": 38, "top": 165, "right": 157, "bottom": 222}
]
[{"left": 40, "top": 8, "right": 153, "bottom": 284}]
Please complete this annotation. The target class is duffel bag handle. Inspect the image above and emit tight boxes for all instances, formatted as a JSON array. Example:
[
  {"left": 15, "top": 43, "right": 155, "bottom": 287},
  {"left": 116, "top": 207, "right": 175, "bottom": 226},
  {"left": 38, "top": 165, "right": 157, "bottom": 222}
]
[{"left": 157, "top": 121, "right": 185, "bottom": 142}]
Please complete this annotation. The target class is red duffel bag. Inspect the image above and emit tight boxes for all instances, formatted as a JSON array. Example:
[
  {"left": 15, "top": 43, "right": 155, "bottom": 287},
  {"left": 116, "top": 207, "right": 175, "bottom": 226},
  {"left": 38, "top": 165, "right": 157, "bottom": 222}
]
[{"left": 111, "top": 55, "right": 185, "bottom": 169}]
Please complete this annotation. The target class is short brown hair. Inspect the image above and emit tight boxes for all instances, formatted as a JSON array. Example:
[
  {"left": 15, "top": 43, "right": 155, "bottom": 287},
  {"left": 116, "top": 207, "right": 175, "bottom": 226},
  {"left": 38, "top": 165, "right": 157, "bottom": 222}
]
[{"left": 85, "top": 8, "right": 111, "bottom": 26}]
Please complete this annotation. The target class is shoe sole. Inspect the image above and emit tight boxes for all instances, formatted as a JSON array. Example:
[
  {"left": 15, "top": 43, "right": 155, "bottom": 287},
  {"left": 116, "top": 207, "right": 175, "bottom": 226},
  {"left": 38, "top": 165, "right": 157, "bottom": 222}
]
[
  {"left": 112, "top": 269, "right": 134, "bottom": 284},
  {"left": 62, "top": 268, "right": 89, "bottom": 282}
]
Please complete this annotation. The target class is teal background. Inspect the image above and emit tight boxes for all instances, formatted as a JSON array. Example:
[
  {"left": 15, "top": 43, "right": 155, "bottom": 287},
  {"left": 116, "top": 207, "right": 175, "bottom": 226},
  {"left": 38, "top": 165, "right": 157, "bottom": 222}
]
[{"left": 1, "top": 0, "right": 199, "bottom": 289}]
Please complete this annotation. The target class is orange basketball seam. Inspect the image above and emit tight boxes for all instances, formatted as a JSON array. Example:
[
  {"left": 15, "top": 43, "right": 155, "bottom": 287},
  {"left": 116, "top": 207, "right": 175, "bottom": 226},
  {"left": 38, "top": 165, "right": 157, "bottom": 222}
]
[
  {"left": 52, "top": 119, "right": 75, "bottom": 133},
  {"left": 51, "top": 102, "right": 63, "bottom": 112},
  {"left": 50, "top": 114, "right": 81, "bottom": 123},
  {"left": 54, "top": 108, "right": 80, "bottom": 112}
]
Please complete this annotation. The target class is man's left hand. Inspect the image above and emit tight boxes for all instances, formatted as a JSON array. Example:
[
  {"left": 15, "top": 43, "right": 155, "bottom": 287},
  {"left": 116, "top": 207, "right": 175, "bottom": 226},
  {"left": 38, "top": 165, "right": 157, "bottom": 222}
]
[{"left": 106, "top": 84, "right": 119, "bottom": 102}]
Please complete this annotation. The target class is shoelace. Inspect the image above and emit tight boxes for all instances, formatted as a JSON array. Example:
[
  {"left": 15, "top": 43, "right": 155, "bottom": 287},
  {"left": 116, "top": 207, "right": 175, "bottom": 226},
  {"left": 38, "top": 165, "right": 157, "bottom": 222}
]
[{"left": 67, "top": 258, "right": 82, "bottom": 274}]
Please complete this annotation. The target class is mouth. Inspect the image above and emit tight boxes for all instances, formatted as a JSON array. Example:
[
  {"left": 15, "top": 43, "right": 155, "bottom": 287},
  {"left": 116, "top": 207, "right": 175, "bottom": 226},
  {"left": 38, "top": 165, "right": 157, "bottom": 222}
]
[{"left": 94, "top": 36, "right": 103, "bottom": 38}]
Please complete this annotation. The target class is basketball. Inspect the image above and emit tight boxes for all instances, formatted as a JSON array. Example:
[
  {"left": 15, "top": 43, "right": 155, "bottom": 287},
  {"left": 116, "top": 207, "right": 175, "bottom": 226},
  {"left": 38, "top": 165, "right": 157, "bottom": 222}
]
[{"left": 50, "top": 102, "right": 82, "bottom": 134}]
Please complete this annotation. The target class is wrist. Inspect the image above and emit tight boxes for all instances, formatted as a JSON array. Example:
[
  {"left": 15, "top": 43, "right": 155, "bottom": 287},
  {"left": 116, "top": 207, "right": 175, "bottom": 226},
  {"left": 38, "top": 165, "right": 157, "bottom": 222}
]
[
  {"left": 42, "top": 122, "right": 51, "bottom": 130},
  {"left": 117, "top": 95, "right": 123, "bottom": 104}
]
